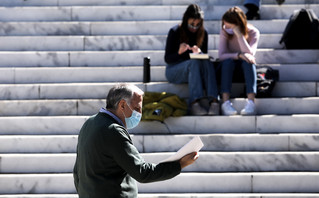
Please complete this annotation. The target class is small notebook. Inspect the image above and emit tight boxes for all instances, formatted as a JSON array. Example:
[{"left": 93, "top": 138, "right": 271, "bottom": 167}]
[{"left": 189, "top": 53, "right": 209, "bottom": 59}]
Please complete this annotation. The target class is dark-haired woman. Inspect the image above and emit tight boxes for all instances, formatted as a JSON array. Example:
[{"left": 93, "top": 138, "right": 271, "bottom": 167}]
[
  {"left": 164, "top": 4, "right": 219, "bottom": 116},
  {"left": 218, "top": 6, "right": 260, "bottom": 116}
]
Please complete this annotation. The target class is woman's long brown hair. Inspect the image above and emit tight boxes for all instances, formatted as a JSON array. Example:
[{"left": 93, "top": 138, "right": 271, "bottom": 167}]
[
  {"left": 222, "top": 6, "right": 249, "bottom": 40},
  {"left": 179, "top": 4, "right": 205, "bottom": 47}
]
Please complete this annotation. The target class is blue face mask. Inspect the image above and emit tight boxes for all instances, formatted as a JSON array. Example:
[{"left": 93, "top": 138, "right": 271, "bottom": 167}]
[
  {"left": 123, "top": 102, "right": 142, "bottom": 129},
  {"left": 223, "top": 25, "right": 234, "bottom": 35}
]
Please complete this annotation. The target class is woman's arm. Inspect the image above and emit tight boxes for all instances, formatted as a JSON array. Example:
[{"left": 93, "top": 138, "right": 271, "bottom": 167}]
[
  {"left": 218, "top": 30, "right": 238, "bottom": 61},
  {"left": 164, "top": 27, "right": 189, "bottom": 64},
  {"left": 234, "top": 25, "right": 260, "bottom": 55}
]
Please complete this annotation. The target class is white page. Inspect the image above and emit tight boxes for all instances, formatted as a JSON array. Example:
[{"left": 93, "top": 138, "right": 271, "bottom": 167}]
[{"left": 160, "top": 136, "right": 204, "bottom": 163}]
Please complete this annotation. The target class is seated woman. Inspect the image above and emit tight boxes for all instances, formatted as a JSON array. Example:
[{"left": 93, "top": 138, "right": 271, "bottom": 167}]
[
  {"left": 218, "top": 6, "right": 260, "bottom": 116},
  {"left": 164, "top": 4, "right": 219, "bottom": 116}
]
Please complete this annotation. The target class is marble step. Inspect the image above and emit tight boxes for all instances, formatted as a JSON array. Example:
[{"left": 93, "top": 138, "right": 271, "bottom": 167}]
[
  {"left": 0, "top": 34, "right": 284, "bottom": 51},
  {"left": 0, "top": 64, "right": 318, "bottom": 84},
  {"left": 271, "top": 64, "right": 319, "bottom": 82},
  {"left": 0, "top": 20, "right": 290, "bottom": 36},
  {"left": 0, "top": 172, "right": 318, "bottom": 194},
  {"left": 2, "top": 133, "right": 319, "bottom": 154},
  {"left": 0, "top": 115, "right": 319, "bottom": 135},
  {"left": 0, "top": 5, "right": 318, "bottom": 22},
  {"left": 0, "top": 0, "right": 316, "bottom": 7},
  {"left": 0, "top": 135, "right": 78, "bottom": 153},
  {"left": 140, "top": 172, "right": 319, "bottom": 193},
  {"left": 133, "top": 133, "right": 319, "bottom": 152},
  {"left": 129, "top": 193, "right": 319, "bottom": 198},
  {"left": 0, "top": 50, "right": 316, "bottom": 67},
  {"left": 130, "top": 114, "right": 319, "bottom": 134},
  {"left": 1, "top": 152, "right": 319, "bottom": 173},
  {"left": 0, "top": 81, "right": 317, "bottom": 100},
  {"left": 1, "top": 194, "right": 319, "bottom": 198},
  {"left": 5, "top": 133, "right": 319, "bottom": 153},
  {"left": 0, "top": 97, "right": 319, "bottom": 116}
]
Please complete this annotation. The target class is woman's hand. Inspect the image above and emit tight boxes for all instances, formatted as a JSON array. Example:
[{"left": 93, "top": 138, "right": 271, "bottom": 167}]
[
  {"left": 233, "top": 26, "right": 242, "bottom": 37},
  {"left": 239, "top": 53, "right": 256, "bottom": 64},
  {"left": 190, "top": 45, "right": 202, "bottom": 54},
  {"left": 178, "top": 43, "right": 190, "bottom": 55}
]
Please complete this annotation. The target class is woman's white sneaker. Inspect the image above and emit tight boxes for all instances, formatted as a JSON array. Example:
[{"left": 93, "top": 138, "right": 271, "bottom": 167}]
[
  {"left": 221, "top": 100, "right": 238, "bottom": 115},
  {"left": 240, "top": 99, "right": 256, "bottom": 115}
]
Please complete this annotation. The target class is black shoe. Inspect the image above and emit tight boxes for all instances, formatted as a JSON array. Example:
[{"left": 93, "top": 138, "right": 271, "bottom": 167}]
[
  {"left": 245, "top": 3, "right": 260, "bottom": 20},
  {"left": 246, "top": 10, "right": 260, "bottom": 20},
  {"left": 276, "top": 0, "right": 285, "bottom": 5},
  {"left": 190, "top": 102, "right": 207, "bottom": 116}
]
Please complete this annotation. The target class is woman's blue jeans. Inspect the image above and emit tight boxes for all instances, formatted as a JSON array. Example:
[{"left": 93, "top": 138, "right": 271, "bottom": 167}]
[
  {"left": 220, "top": 58, "right": 257, "bottom": 95},
  {"left": 165, "top": 59, "right": 218, "bottom": 104}
]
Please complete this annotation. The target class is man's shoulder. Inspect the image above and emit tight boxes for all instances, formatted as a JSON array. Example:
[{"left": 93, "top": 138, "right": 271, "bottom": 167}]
[
  {"left": 95, "top": 114, "right": 129, "bottom": 138},
  {"left": 84, "top": 113, "right": 123, "bottom": 132},
  {"left": 108, "top": 122, "right": 127, "bottom": 134}
]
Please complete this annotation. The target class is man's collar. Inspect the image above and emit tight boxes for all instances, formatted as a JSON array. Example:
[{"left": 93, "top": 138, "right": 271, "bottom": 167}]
[{"left": 99, "top": 108, "right": 125, "bottom": 127}]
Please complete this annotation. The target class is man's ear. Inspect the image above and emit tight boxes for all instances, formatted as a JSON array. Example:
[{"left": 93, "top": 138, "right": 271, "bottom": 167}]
[{"left": 118, "top": 99, "right": 126, "bottom": 111}]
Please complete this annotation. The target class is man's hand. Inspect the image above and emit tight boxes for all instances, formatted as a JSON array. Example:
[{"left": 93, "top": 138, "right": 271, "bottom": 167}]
[{"left": 179, "top": 152, "right": 199, "bottom": 169}]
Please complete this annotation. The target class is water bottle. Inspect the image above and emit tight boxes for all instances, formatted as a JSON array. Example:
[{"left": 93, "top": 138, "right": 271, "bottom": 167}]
[{"left": 143, "top": 57, "right": 151, "bottom": 83}]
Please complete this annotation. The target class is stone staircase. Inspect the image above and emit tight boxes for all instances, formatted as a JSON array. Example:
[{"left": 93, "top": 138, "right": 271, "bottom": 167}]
[{"left": 0, "top": 0, "right": 319, "bottom": 197}]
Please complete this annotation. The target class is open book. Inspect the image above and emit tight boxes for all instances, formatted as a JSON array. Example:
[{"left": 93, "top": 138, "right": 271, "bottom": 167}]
[
  {"left": 189, "top": 53, "right": 209, "bottom": 59},
  {"left": 160, "top": 136, "right": 204, "bottom": 163}
]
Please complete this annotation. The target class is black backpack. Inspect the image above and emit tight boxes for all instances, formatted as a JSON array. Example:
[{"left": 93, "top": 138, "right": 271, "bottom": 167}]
[
  {"left": 255, "top": 65, "right": 279, "bottom": 98},
  {"left": 279, "top": 9, "right": 319, "bottom": 49}
]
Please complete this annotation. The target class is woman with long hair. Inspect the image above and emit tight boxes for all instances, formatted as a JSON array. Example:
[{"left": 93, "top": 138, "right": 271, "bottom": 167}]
[
  {"left": 164, "top": 4, "right": 219, "bottom": 116},
  {"left": 219, "top": 6, "right": 260, "bottom": 115}
]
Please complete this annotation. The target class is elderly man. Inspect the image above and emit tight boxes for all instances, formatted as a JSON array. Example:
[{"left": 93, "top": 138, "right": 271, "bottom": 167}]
[{"left": 73, "top": 83, "right": 198, "bottom": 198}]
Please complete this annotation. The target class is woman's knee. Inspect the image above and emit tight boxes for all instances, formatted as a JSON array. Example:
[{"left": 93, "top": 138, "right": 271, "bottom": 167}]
[
  {"left": 187, "top": 59, "right": 202, "bottom": 72},
  {"left": 165, "top": 63, "right": 189, "bottom": 83},
  {"left": 222, "top": 58, "right": 235, "bottom": 64},
  {"left": 187, "top": 59, "right": 201, "bottom": 66},
  {"left": 241, "top": 61, "right": 256, "bottom": 72},
  {"left": 221, "top": 59, "right": 236, "bottom": 72},
  {"left": 221, "top": 58, "right": 236, "bottom": 67}
]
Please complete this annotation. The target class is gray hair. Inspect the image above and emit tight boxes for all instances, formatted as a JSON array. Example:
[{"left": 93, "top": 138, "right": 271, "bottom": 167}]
[{"left": 106, "top": 83, "right": 144, "bottom": 110}]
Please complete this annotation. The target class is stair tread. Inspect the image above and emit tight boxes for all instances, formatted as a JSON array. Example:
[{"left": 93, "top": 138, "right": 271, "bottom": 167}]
[{"left": 0, "top": 5, "right": 317, "bottom": 22}]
